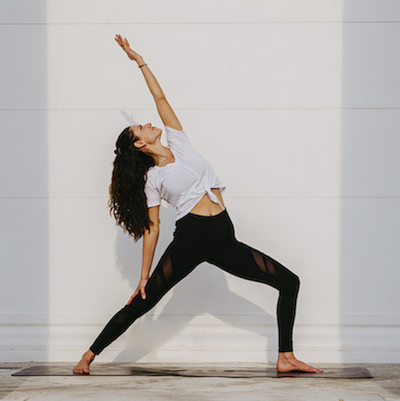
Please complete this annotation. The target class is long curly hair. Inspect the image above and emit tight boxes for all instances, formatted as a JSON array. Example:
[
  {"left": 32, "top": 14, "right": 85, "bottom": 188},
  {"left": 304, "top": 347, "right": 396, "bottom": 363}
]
[{"left": 108, "top": 126, "right": 156, "bottom": 242}]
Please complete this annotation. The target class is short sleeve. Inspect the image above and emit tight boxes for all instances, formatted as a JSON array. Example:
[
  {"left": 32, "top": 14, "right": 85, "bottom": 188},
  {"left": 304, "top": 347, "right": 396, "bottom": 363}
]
[
  {"left": 164, "top": 125, "right": 192, "bottom": 149},
  {"left": 144, "top": 169, "right": 161, "bottom": 208}
]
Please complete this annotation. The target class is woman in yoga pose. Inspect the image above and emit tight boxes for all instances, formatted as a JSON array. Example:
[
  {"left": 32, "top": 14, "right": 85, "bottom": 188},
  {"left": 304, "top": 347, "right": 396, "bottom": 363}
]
[{"left": 73, "top": 34, "right": 323, "bottom": 375}]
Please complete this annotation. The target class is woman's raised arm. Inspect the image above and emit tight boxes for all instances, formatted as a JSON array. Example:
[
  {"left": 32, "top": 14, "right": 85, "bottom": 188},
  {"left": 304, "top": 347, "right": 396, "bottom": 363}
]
[{"left": 115, "top": 34, "right": 165, "bottom": 100}]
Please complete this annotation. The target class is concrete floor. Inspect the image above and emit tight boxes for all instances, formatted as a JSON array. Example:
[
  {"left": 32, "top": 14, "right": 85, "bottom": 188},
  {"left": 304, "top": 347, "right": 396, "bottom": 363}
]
[{"left": 1, "top": 362, "right": 399, "bottom": 401}]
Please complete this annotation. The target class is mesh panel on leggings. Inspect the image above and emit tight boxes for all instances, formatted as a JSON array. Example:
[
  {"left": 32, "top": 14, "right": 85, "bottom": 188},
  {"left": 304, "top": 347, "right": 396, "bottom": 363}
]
[
  {"left": 251, "top": 249, "right": 276, "bottom": 276},
  {"left": 155, "top": 252, "right": 173, "bottom": 294}
]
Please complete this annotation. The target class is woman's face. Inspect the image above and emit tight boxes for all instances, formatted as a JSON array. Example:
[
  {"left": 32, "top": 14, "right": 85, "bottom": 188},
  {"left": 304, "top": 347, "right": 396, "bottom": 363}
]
[{"left": 129, "top": 123, "right": 161, "bottom": 149}]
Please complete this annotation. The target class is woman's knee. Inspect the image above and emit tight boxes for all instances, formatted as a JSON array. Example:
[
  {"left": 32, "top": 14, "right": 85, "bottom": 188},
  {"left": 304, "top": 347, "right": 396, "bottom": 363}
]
[
  {"left": 280, "top": 271, "right": 300, "bottom": 295},
  {"left": 292, "top": 273, "right": 300, "bottom": 291},
  {"left": 124, "top": 292, "right": 160, "bottom": 319},
  {"left": 288, "top": 272, "right": 300, "bottom": 294}
]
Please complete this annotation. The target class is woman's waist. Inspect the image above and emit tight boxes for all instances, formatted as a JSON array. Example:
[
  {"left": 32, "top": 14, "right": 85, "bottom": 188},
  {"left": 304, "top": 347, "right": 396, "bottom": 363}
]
[{"left": 174, "top": 207, "right": 234, "bottom": 236}]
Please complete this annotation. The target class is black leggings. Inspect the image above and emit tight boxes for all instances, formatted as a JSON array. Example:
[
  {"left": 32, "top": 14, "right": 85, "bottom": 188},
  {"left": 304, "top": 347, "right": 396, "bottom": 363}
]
[{"left": 89, "top": 208, "right": 300, "bottom": 355}]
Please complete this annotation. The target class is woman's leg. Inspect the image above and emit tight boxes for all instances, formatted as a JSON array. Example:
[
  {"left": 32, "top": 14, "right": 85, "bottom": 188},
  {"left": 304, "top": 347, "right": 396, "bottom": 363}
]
[
  {"left": 207, "top": 222, "right": 322, "bottom": 373},
  {"left": 73, "top": 235, "right": 206, "bottom": 373},
  {"left": 209, "top": 237, "right": 300, "bottom": 352}
]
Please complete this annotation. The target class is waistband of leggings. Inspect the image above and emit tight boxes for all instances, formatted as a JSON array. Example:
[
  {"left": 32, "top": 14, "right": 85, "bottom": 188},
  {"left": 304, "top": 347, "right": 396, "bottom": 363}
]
[{"left": 175, "top": 208, "right": 231, "bottom": 232}]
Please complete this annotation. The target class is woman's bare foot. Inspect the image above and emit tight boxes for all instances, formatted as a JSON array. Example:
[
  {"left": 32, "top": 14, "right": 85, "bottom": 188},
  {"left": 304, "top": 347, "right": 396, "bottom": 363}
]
[
  {"left": 276, "top": 351, "right": 323, "bottom": 373},
  {"left": 73, "top": 350, "right": 96, "bottom": 374}
]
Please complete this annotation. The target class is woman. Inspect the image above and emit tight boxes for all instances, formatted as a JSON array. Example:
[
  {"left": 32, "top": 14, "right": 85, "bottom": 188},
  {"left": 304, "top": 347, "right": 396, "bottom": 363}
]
[{"left": 73, "top": 34, "right": 323, "bottom": 375}]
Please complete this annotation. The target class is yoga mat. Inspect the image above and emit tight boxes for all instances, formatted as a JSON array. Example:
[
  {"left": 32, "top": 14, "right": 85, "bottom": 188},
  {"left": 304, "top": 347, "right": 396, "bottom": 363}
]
[{"left": 12, "top": 365, "right": 373, "bottom": 379}]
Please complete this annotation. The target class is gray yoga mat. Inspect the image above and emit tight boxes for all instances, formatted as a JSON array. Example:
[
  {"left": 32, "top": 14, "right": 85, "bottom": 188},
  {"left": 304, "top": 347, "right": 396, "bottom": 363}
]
[{"left": 12, "top": 365, "right": 373, "bottom": 378}]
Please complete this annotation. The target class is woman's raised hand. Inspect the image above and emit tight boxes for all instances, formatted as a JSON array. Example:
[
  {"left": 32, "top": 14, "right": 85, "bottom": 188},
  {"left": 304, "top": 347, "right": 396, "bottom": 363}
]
[
  {"left": 127, "top": 277, "right": 149, "bottom": 305},
  {"left": 114, "top": 34, "right": 143, "bottom": 62}
]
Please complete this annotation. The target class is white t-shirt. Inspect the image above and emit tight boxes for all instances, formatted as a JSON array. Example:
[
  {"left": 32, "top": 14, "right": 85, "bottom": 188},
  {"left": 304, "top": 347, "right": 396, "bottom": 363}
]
[{"left": 144, "top": 125, "right": 226, "bottom": 220}]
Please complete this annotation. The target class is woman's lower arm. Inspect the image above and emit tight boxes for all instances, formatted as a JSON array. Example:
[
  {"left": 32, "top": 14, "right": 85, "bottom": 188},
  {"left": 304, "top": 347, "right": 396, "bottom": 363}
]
[
  {"left": 141, "top": 228, "right": 159, "bottom": 279},
  {"left": 135, "top": 57, "right": 165, "bottom": 100}
]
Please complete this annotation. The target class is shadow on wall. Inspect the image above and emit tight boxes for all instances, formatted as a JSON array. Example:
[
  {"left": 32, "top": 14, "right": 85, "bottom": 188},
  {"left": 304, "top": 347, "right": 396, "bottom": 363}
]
[
  {"left": 0, "top": 0, "right": 48, "bottom": 397},
  {"left": 111, "top": 203, "right": 276, "bottom": 363},
  {"left": 341, "top": 1, "right": 400, "bottom": 363}
]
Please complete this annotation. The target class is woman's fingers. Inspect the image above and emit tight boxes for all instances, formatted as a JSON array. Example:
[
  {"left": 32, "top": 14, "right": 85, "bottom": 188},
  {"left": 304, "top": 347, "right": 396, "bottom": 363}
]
[
  {"left": 127, "top": 289, "right": 138, "bottom": 305},
  {"left": 115, "top": 37, "right": 124, "bottom": 47},
  {"left": 115, "top": 34, "right": 125, "bottom": 47},
  {"left": 140, "top": 288, "right": 146, "bottom": 300}
]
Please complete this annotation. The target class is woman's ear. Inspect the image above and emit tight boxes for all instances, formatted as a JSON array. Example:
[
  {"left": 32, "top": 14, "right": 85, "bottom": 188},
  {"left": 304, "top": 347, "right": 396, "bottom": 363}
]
[{"left": 134, "top": 140, "right": 145, "bottom": 150}]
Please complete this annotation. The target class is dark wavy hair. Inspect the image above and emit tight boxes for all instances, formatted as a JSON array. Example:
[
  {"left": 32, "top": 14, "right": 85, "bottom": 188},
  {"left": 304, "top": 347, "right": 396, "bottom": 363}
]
[{"left": 108, "top": 126, "right": 156, "bottom": 242}]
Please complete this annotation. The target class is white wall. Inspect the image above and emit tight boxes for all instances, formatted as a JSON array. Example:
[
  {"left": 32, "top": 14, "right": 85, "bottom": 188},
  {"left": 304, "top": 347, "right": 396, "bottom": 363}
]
[{"left": 1, "top": 0, "right": 399, "bottom": 364}]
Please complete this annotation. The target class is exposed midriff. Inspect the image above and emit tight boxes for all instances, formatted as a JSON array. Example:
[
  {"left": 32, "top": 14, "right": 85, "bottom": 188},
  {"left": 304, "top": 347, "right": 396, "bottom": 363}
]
[{"left": 188, "top": 188, "right": 226, "bottom": 216}]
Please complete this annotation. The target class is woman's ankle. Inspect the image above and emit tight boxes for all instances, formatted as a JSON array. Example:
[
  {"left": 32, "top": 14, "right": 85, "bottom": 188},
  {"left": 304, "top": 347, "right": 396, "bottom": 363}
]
[
  {"left": 278, "top": 351, "right": 294, "bottom": 356},
  {"left": 83, "top": 349, "right": 96, "bottom": 361}
]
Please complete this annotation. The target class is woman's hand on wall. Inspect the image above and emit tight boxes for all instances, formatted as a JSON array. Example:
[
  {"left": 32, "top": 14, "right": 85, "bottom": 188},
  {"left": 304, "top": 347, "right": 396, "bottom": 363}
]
[
  {"left": 127, "top": 278, "right": 149, "bottom": 305},
  {"left": 115, "top": 34, "right": 143, "bottom": 62}
]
